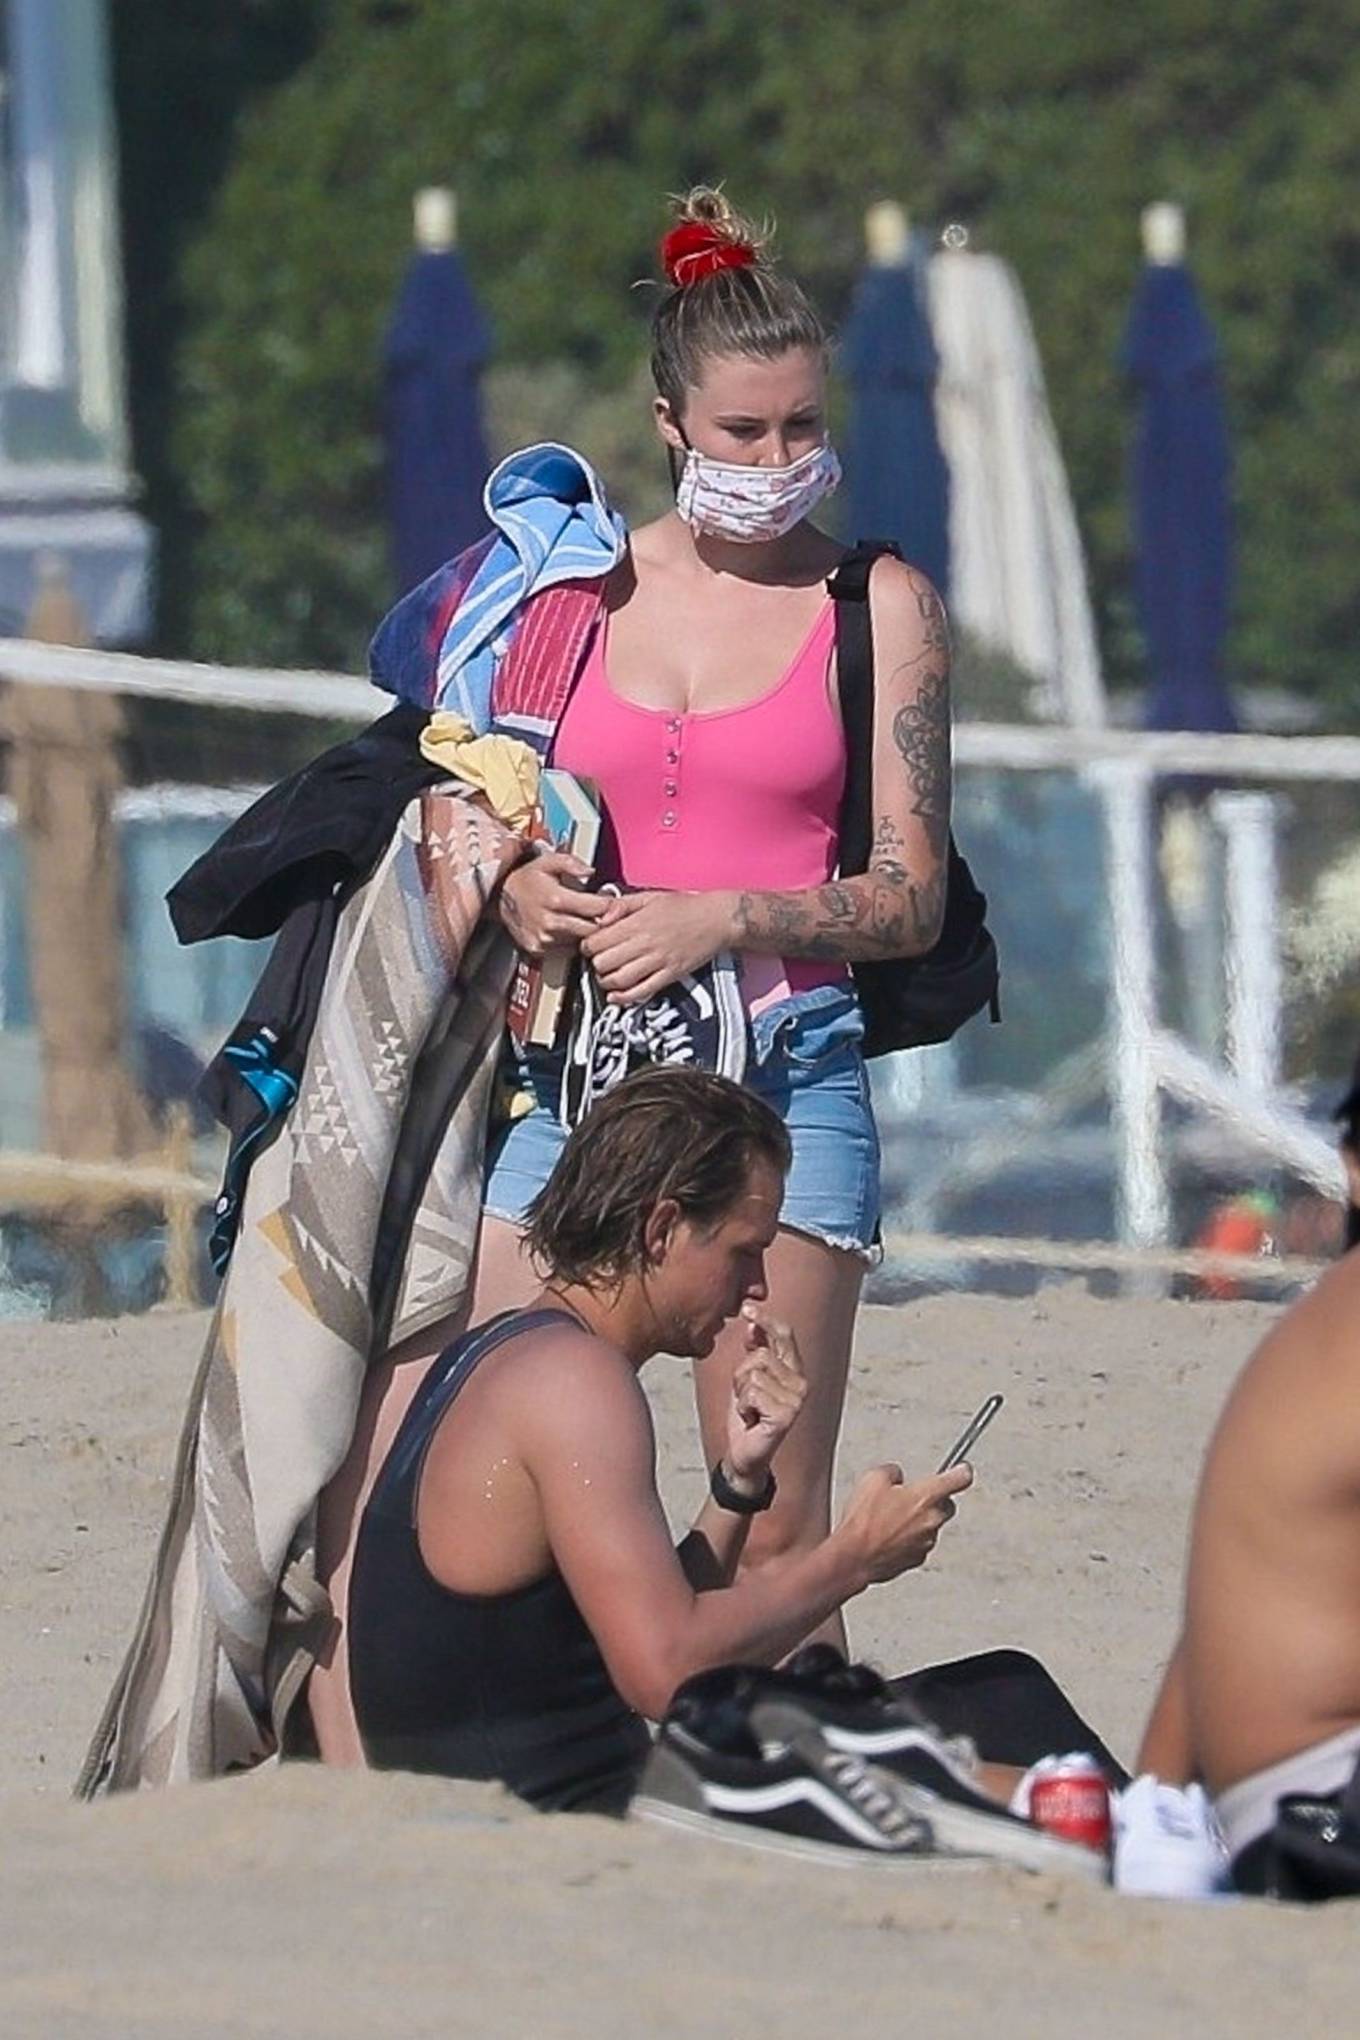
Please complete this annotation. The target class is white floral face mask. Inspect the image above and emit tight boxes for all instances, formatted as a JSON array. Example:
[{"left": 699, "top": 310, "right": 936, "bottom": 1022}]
[{"left": 674, "top": 440, "right": 842, "bottom": 543}]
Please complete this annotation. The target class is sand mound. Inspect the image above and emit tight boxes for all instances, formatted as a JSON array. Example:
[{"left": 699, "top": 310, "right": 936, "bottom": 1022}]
[{"left": 2, "top": 1288, "right": 1354, "bottom": 2035}]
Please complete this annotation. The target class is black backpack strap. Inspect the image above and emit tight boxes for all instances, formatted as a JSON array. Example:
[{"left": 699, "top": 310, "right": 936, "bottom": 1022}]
[
  {"left": 827, "top": 541, "right": 1001, "bottom": 1053},
  {"left": 828, "top": 539, "right": 901, "bottom": 877}
]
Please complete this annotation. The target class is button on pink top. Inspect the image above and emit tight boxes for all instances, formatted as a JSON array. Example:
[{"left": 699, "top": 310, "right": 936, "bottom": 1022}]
[{"left": 553, "top": 600, "right": 847, "bottom": 1005}]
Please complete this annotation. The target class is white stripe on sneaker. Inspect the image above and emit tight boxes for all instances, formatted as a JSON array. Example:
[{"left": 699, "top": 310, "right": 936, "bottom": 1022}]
[{"left": 696, "top": 1775, "right": 917, "bottom": 1851}]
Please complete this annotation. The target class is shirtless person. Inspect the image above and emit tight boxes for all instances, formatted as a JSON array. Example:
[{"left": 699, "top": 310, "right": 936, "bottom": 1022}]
[
  {"left": 1136, "top": 1064, "right": 1360, "bottom": 1894},
  {"left": 342, "top": 1067, "right": 971, "bottom": 1810}
]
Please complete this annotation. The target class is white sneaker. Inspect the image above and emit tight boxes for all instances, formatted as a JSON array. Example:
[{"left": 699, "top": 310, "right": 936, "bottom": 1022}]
[{"left": 1112, "top": 1774, "right": 1229, "bottom": 1898}]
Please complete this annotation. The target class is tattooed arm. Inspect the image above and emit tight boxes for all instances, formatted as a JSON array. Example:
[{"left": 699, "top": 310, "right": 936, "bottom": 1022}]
[{"left": 729, "top": 557, "right": 951, "bottom": 962}]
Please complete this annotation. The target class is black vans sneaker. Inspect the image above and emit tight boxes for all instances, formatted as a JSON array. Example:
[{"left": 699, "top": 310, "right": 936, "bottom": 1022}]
[
  {"left": 665, "top": 1651, "right": 934, "bottom": 1737},
  {"left": 661, "top": 1651, "right": 980, "bottom": 1787},
  {"left": 755, "top": 1698, "right": 1106, "bottom": 1878},
  {"left": 631, "top": 1709, "right": 936, "bottom": 1866},
  {"left": 667, "top": 1652, "right": 1026, "bottom": 1820}
]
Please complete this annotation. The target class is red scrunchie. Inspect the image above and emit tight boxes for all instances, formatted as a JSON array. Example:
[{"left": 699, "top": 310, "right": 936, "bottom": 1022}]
[{"left": 661, "top": 221, "right": 757, "bottom": 288}]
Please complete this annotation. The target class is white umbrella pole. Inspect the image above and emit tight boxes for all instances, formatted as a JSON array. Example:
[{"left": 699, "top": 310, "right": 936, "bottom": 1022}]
[
  {"left": 1096, "top": 763, "right": 1170, "bottom": 1255},
  {"left": 1211, "top": 790, "right": 1283, "bottom": 1098}
]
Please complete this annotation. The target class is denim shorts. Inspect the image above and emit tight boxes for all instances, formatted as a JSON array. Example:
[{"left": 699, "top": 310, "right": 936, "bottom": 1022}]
[{"left": 482, "top": 983, "right": 882, "bottom": 1260}]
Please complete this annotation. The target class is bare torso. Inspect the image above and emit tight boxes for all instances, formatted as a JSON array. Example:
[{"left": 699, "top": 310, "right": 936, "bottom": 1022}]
[{"left": 1184, "top": 1247, "right": 1360, "bottom": 1792}]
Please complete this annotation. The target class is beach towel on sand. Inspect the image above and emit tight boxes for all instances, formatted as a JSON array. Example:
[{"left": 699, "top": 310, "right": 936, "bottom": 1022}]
[{"left": 77, "top": 791, "right": 521, "bottom": 1793}]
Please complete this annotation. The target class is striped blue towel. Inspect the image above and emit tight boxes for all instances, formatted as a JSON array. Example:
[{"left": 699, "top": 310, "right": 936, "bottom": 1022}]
[
  {"left": 368, "top": 442, "right": 627, "bottom": 726},
  {"left": 436, "top": 441, "right": 626, "bottom": 727}
]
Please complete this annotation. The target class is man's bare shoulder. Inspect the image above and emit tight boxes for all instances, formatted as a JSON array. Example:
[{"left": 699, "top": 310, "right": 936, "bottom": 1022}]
[
  {"left": 497, "top": 1320, "right": 654, "bottom": 1451},
  {"left": 1209, "top": 1251, "right": 1360, "bottom": 1470},
  {"left": 1299, "top": 1242, "right": 1360, "bottom": 1326},
  {"left": 1248, "top": 1250, "right": 1360, "bottom": 1375}
]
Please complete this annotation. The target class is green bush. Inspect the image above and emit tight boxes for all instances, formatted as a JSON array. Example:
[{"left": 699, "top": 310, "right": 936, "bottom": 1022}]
[{"left": 135, "top": 0, "right": 1360, "bottom": 719}]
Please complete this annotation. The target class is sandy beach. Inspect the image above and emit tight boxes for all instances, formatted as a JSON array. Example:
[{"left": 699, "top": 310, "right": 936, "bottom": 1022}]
[{"left": 2, "top": 1285, "right": 1356, "bottom": 2036}]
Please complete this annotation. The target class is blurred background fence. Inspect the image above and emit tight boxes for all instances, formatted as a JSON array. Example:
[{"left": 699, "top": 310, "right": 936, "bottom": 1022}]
[
  {"left": 2, "top": 2, "right": 1357, "bottom": 1315},
  {"left": 2, "top": 643, "right": 1355, "bottom": 1318}
]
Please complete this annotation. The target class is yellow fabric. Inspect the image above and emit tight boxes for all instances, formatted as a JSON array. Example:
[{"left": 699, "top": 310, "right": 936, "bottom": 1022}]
[
  {"left": 494, "top": 1072, "right": 538, "bottom": 1124},
  {"left": 418, "top": 713, "right": 541, "bottom": 833}
]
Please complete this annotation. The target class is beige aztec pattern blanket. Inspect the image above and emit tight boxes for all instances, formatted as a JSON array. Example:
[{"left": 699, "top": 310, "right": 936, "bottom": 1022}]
[{"left": 77, "top": 792, "right": 520, "bottom": 1794}]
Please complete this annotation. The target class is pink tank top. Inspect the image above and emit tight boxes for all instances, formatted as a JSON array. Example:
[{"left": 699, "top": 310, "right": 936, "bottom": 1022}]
[{"left": 553, "top": 600, "right": 847, "bottom": 1006}]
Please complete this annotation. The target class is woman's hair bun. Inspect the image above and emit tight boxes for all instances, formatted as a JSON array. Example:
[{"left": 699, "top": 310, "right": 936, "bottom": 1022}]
[
  {"left": 660, "top": 186, "right": 766, "bottom": 289},
  {"left": 649, "top": 185, "right": 825, "bottom": 413}
]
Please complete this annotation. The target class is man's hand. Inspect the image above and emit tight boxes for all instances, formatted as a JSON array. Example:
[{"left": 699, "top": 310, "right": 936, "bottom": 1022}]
[
  {"left": 582, "top": 889, "right": 738, "bottom": 1004},
  {"left": 720, "top": 1305, "right": 808, "bottom": 1489},
  {"left": 496, "top": 850, "right": 610, "bottom": 957},
  {"left": 837, "top": 1461, "right": 973, "bottom": 1584}
]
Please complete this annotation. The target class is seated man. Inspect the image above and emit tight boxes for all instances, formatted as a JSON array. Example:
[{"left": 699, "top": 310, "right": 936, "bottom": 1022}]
[
  {"left": 344, "top": 1066, "right": 970, "bottom": 1811},
  {"left": 1136, "top": 1061, "right": 1360, "bottom": 1894}
]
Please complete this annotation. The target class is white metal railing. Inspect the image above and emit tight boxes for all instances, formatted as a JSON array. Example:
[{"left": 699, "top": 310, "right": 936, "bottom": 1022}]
[
  {"left": 3, "top": 630, "right": 1360, "bottom": 780},
  {"left": 1, "top": 634, "right": 1355, "bottom": 1288},
  {"left": 0, "top": 634, "right": 374, "bottom": 720}
]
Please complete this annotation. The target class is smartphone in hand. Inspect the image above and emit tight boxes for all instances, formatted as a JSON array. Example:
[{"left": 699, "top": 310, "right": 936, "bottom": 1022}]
[{"left": 937, "top": 1394, "right": 1004, "bottom": 1474}]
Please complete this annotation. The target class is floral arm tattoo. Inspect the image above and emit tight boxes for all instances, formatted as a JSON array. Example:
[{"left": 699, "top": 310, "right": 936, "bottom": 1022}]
[{"left": 732, "top": 569, "right": 951, "bottom": 962}]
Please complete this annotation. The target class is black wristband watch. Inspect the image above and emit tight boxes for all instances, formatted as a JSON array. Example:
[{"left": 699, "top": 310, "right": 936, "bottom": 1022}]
[{"left": 709, "top": 1459, "right": 777, "bottom": 1515}]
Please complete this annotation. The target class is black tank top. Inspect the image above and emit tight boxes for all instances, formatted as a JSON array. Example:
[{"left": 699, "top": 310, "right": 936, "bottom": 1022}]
[{"left": 349, "top": 1309, "right": 650, "bottom": 1811}]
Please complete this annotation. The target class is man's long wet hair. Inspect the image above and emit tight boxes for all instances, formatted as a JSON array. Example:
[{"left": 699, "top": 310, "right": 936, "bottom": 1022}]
[{"left": 523, "top": 1067, "right": 791, "bottom": 1290}]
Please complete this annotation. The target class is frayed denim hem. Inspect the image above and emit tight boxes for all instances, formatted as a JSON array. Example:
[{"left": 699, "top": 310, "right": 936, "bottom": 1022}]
[{"left": 777, "top": 1217, "right": 883, "bottom": 1268}]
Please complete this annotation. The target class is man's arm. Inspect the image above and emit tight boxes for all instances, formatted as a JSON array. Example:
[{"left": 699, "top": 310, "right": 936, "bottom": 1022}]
[
  {"left": 675, "top": 1489, "right": 759, "bottom": 1593},
  {"left": 515, "top": 1334, "right": 968, "bottom": 1719},
  {"left": 1137, "top": 1637, "right": 1198, "bottom": 1783},
  {"left": 675, "top": 1307, "right": 807, "bottom": 1592}
]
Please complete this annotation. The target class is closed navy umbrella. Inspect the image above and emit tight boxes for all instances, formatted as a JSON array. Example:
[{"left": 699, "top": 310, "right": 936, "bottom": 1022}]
[
  {"left": 383, "top": 227, "right": 492, "bottom": 595},
  {"left": 843, "top": 251, "right": 950, "bottom": 598},
  {"left": 1121, "top": 255, "right": 1236, "bottom": 732}
]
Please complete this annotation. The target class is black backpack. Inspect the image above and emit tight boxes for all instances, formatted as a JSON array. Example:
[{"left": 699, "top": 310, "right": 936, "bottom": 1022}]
[
  {"left": 1249, "top": 1756, "right": 1360, "bottom": 1902},
  {"left": 830, "top": 540, "right": 1000, "bottom": 1059}
]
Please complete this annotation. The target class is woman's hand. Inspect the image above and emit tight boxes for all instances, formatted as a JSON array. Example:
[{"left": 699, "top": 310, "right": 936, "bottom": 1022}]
[
  {"left": 723, "top": 1306, "right": 809, "bottom": 1486},
  {"left": 496, "top": 851, "right": 610, "bottom": 958},
  {"left": 581, "top": 889, "right": 738, "bottom": 1003}
]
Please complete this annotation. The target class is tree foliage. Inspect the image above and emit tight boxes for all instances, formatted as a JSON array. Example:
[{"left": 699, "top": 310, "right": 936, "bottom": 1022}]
[
  {"left": 110, "top": 0, "right": 323, "bottom": 651},
  {"left": 121, "top": 0, "right": 1360, "bottom": 718}
]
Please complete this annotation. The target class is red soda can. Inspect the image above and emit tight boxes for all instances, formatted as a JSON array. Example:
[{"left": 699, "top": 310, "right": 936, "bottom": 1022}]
[{"left": 1027, "top": 1756, "right": 1113, "bottom": 1854}]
